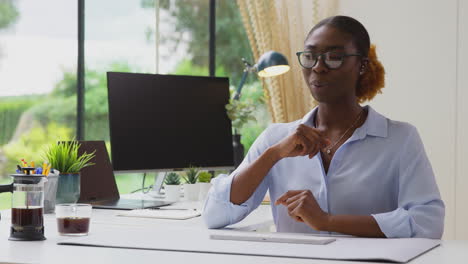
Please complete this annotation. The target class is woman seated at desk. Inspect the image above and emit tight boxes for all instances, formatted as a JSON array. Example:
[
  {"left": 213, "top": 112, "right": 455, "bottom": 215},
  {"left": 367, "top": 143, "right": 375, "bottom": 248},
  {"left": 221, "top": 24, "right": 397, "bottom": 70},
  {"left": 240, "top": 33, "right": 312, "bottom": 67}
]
[{"left": 202, "top": 15, "right": 444, "bottom": 238}]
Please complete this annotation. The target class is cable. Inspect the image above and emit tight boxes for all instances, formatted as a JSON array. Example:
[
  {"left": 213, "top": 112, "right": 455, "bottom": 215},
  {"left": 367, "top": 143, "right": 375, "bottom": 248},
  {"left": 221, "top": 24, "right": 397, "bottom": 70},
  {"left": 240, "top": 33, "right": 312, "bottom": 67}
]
[
  {"left": 130, "top": 172, "right": 153, "bottom": 194},
  {"left": 130, "top": 186, "right": 152, "bottom": 194},
  {"left": 141, "top": 172, "right": 152, "bottom": 194}
]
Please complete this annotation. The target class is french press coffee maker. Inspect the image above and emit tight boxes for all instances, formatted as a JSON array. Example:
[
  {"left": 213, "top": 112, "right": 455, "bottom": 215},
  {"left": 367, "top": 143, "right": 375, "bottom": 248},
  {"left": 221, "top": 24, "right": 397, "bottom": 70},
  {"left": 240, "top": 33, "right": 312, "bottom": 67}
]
[{"left": 0, "top": 167, "right": 46, "bottom": 241}]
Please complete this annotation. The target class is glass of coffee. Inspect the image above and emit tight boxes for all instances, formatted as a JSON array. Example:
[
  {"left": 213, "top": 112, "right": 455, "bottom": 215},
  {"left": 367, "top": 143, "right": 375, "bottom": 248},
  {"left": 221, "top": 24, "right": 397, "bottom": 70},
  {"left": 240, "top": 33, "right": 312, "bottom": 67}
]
[{"left": 55, "top": 204, "right": 91, "bottom": 236}]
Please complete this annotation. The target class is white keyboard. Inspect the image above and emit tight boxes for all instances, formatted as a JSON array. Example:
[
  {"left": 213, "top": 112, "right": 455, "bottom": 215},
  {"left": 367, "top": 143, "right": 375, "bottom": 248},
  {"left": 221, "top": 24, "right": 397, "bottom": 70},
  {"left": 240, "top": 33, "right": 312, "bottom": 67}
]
[{"left": 210, "top": 231, "right": 336, "bottom": 245}]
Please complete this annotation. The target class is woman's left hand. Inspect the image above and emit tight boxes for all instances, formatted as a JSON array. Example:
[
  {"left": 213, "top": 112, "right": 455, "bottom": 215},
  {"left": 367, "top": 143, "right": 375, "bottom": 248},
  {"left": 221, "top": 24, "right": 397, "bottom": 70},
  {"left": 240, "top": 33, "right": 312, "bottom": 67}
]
[{"left": 275, "top": 190, "right": 330, "bottom": 231}]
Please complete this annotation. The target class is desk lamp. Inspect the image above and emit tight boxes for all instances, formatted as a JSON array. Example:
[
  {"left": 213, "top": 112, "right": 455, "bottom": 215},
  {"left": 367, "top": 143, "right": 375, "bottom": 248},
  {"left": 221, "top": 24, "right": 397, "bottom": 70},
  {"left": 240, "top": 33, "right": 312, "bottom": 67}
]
[
  {"left": 233, "top": 50, "right": 290, "bottom": 100},
  {"left": 231, "top": 51, "right": 290, "bottom": 167}
]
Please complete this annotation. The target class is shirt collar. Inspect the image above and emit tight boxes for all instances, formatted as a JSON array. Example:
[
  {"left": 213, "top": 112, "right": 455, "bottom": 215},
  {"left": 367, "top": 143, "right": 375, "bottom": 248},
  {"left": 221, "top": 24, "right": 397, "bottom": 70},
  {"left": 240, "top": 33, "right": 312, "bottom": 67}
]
[
  {"left": 300, "top": 105, "right": 388, "bottom": 139},
  {"left": 364, "top": 105, "right": 387, "bottom": 138}
]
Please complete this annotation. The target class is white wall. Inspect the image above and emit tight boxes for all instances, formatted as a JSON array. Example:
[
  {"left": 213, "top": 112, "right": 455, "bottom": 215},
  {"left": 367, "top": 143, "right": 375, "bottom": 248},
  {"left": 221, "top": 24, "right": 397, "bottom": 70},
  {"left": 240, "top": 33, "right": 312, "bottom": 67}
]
[
  {"left": 456, "top": 0, "right": 468, "bottom": 239},
  {"left": 335, "top": 0, "right": 466, "bottom": 239}
]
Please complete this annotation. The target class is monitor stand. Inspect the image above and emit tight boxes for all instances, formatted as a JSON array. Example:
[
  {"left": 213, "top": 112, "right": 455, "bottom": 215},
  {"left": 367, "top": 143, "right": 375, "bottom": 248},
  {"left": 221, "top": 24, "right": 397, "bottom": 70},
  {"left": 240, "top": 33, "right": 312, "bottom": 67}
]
[
  {"left": 76, "top": 141, "right": 172, "bottom": 209},
  {"left": 148, "top": 172, "right": 166, "bottom": 198}
]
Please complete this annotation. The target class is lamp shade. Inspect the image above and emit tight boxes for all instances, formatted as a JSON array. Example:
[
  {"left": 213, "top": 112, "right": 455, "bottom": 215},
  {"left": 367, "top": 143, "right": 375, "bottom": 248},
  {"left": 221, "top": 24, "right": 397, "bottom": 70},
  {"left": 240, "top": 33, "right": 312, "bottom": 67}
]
[{"left": 256, "top": 51, "right": 290, "bottom": 78}]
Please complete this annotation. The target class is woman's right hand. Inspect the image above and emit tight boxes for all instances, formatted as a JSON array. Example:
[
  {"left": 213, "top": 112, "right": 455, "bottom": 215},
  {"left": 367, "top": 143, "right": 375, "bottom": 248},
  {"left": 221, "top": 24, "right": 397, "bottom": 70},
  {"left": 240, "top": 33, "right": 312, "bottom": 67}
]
[{"left": 271, "top": 124, "right": 330, "bottom": 159}]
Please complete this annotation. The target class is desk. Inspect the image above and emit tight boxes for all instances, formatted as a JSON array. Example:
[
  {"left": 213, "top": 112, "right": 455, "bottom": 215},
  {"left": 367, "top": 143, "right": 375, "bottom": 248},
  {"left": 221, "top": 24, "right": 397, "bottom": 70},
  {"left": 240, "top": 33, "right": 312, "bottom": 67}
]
[{"left": 0, "top": 203, "right": 466, "bottom": 264}]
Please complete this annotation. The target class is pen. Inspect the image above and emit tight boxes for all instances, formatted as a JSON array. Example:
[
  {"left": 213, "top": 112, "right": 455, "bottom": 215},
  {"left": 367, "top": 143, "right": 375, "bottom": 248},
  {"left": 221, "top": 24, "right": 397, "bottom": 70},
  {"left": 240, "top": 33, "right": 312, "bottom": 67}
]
[
  {"left": 42, "top": 163, "right": 47, "bottom": 175},
  {"left": 45, "top": 164, "right": 51, "bottom": 176},
  {"left": 21, "top": 159, "right": 27, "bottom": 173}
]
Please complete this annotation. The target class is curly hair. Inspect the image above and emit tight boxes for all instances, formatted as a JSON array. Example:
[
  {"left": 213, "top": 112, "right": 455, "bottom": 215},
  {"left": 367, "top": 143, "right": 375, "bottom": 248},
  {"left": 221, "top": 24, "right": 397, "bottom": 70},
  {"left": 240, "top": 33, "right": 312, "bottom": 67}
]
[
  {"left": 307, "top": 16, "right": 385, "bottom": 103},
  {"left": 357, "top": 44, "right": 385, "bottom": 103}
]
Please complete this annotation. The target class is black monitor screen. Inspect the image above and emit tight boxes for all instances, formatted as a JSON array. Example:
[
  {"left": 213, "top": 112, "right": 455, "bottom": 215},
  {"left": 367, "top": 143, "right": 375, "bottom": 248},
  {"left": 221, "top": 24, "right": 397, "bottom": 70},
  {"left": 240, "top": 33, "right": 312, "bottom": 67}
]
[{"left": 107, "top": 72, "right": 234, "bottom": 172}]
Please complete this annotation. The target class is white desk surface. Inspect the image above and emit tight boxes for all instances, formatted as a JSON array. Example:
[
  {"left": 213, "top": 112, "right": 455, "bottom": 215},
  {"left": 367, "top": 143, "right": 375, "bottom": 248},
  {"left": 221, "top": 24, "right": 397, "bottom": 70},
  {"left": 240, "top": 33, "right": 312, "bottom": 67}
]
[{"left": 0, "top": 199, "right": 467, "bottom": 264}]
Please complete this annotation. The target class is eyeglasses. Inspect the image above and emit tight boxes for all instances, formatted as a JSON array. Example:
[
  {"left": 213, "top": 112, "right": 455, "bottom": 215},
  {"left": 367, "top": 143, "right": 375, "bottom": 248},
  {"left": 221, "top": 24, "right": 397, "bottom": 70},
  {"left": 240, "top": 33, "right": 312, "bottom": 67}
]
[{"left": 296, "top": 51, "right": 362, "bottom": 69}]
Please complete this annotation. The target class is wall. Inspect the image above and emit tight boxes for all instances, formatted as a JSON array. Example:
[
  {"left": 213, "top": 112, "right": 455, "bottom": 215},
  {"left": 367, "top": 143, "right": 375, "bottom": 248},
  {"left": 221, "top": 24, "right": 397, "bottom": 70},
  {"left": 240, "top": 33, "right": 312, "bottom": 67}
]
[
  {"left": 334, "top": 0, "right": 466, "bottom": 239},
  {"left": 456, "top": 0, "right": 468, "bottom": 239}
]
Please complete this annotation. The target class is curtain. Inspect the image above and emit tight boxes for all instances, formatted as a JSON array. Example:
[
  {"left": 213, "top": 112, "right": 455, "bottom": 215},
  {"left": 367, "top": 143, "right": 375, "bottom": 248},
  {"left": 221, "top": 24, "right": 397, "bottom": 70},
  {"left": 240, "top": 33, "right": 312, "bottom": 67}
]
[{"left": 237, "top": 0, "right": 338, "bottom": 123}]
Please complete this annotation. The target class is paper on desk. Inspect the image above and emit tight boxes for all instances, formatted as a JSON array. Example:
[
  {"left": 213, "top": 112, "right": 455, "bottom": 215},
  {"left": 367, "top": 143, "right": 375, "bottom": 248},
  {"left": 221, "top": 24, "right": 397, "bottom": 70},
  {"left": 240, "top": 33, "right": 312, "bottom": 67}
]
[
  {"left": 57, "top": 224, "right": 440, "bottom": 263},
  {"left": 116, "top": 209, "right": 201, "bottom": 220}
]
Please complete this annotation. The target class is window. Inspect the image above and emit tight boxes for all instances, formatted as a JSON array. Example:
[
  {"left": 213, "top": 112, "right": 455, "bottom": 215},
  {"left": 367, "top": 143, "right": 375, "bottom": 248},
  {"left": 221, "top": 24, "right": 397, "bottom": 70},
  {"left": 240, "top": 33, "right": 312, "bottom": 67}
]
[
  {"left": 0, "top": 0, "right": 77, "bottom": 209},
  {"left": 215, "top": 1, "right": 269, "bottom": 153},
  {"left": 84, "top": 0, "right": 211, "bottom": 194},
  {"left": 0, "top": 0, "right": 262, "bottom": 208}
]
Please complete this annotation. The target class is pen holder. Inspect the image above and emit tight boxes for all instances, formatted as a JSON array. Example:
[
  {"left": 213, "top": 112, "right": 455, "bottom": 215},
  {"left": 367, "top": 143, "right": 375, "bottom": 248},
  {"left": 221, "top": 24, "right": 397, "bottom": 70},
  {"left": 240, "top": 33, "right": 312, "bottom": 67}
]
[{"left": 44, "top": 174, "right": 59, "bottom": 214}]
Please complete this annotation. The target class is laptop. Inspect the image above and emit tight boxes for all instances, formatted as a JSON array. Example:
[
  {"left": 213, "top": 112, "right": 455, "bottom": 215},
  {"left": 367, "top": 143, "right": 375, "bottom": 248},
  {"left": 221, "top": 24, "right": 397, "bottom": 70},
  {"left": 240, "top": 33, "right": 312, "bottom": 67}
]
[{"left": 76, "top": 141, "right": 172, "bottom": 210}]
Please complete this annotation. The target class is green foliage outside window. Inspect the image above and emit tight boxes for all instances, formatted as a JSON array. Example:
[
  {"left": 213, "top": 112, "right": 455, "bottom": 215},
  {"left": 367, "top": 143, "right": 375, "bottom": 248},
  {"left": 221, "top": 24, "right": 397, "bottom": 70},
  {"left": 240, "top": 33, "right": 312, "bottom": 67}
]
[
  {"left": 0, "top": 0, "right": 18, "bottom": 66},
  {"left": 173, "top": 59, "right": 227, "bottom": 77},
  {"left": 1, "top": 122, "right": 73, "bottom": 176},
  {"left": 0, "top": 0, "right": 18, "bottom": 29},
  {"left": 229, "top": 81, "right": 270, "bottom": 154},
  {"left": 27, "top": 62, "right": 136, "bottom": 141},
  {"left": 141, "top": 0, "right": 252, "bottom": 85},
  {"left": 0, "top": 98, "right": 38, "bottom": 145}
]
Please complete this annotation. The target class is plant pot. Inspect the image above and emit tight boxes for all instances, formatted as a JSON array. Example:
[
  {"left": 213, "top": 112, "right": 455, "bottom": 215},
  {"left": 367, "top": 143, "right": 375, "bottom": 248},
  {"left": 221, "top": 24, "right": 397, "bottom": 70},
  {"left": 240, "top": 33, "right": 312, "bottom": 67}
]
[
  {"left": 183, "top": 183, "right": 200, "bottom": 201},
  {"left": 164, "top": 185, "right": 181, "bottom": 202},
  {"left": 198, "top": 182, "right": 212, "bottom": 201},
  {"left": 44, "top": 175, "right": 59, "bottom": 213},
  {"left": 56, "top": 173, "right": 81, "bottom": 204}
]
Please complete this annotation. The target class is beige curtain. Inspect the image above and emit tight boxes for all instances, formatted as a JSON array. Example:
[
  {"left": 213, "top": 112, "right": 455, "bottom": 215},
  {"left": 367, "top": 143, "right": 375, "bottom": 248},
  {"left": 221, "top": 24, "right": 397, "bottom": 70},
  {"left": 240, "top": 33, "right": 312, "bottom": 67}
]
[{"left": 237, "top": 0, "right": 338, "bottom": 123}]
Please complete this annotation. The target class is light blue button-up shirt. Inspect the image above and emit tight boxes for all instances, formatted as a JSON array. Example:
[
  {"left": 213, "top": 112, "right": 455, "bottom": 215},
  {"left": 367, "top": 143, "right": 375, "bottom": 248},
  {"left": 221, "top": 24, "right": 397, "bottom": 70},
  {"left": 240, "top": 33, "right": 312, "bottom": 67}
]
[{"left": 203, "top": 106, "right": 445, "bottom": 238}]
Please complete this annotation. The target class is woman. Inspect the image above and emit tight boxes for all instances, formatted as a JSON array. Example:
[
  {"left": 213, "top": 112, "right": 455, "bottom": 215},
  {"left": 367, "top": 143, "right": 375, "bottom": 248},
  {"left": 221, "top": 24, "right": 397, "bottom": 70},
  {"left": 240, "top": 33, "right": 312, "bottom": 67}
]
[{"left": 203, "top": 16, "right": 444, "bottom": 238}]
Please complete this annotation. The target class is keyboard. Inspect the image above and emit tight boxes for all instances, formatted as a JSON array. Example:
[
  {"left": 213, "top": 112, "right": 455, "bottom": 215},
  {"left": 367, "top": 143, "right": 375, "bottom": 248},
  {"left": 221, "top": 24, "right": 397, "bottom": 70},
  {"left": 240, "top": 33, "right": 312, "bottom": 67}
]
[{"left": 210, "top": 231, "right": 336, "bottom": 245}]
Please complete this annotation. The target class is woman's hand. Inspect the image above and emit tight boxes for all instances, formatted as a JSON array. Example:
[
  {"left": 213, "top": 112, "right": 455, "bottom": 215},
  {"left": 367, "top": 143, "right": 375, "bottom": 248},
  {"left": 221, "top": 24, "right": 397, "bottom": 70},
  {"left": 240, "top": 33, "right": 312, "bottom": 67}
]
[
  {"left": 271, "top": 124, "right": 330, "bottom": 160},
  {"left": 275, "top": 190, "right": 330, "bottom": 231}
]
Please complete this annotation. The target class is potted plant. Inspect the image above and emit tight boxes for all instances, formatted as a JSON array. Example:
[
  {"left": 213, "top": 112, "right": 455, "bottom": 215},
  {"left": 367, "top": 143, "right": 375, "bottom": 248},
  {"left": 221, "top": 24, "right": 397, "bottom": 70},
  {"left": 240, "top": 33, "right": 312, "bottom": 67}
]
[
  {"left": 225, "top": 99, "right": 256, "bottom": 167},
  {"left": 43, "top": 141, "right": 95, "bottom": 204},
  {"left": 197, "top": 171, "right": 212, "bottom": 201},
  {"left": 164, "top": 172, "right": 181, "bottom": 202},
  {"left": 182, "top": 166, "right": 199, "bottom": 201}
]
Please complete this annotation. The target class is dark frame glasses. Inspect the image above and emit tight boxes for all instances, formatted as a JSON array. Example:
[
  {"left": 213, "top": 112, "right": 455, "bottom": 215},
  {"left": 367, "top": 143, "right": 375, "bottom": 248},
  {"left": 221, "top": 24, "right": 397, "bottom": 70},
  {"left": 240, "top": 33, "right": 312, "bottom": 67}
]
[{"left": 296, "top": 51, "right": 362, "bottom": 69}]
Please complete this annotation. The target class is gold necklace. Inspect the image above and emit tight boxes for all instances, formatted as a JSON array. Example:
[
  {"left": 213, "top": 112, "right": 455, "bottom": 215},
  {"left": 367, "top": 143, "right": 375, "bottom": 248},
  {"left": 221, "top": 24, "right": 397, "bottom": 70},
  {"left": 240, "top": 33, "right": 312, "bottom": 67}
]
[{"left": 316, "top": 109, "right": 364, "bottom": 155}]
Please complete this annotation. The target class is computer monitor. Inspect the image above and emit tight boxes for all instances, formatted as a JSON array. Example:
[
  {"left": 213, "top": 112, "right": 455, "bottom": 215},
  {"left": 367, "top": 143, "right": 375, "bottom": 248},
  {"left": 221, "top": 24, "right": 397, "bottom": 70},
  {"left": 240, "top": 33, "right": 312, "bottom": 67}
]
[{"left": 107, "top": 72, "right": 234, "bottom": 173}]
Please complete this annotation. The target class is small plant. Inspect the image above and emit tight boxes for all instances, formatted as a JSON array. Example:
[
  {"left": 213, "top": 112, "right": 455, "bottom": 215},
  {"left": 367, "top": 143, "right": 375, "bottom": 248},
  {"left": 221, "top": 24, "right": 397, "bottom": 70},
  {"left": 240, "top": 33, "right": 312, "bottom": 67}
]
[
  {"left": 43, "top": 141, "right": 95, "bottom": 173},
  {"left": 182, "top": 166, "right": 199, "bottom": 184},
  {"left": 225, "top": 99, "right": 256, "bottom": 132},
  {"left": 198, "top": 171, "right": 212, "bottom": 183},
  {"left": 164, "top": 172, "right": 181, "bottom": 185}
]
